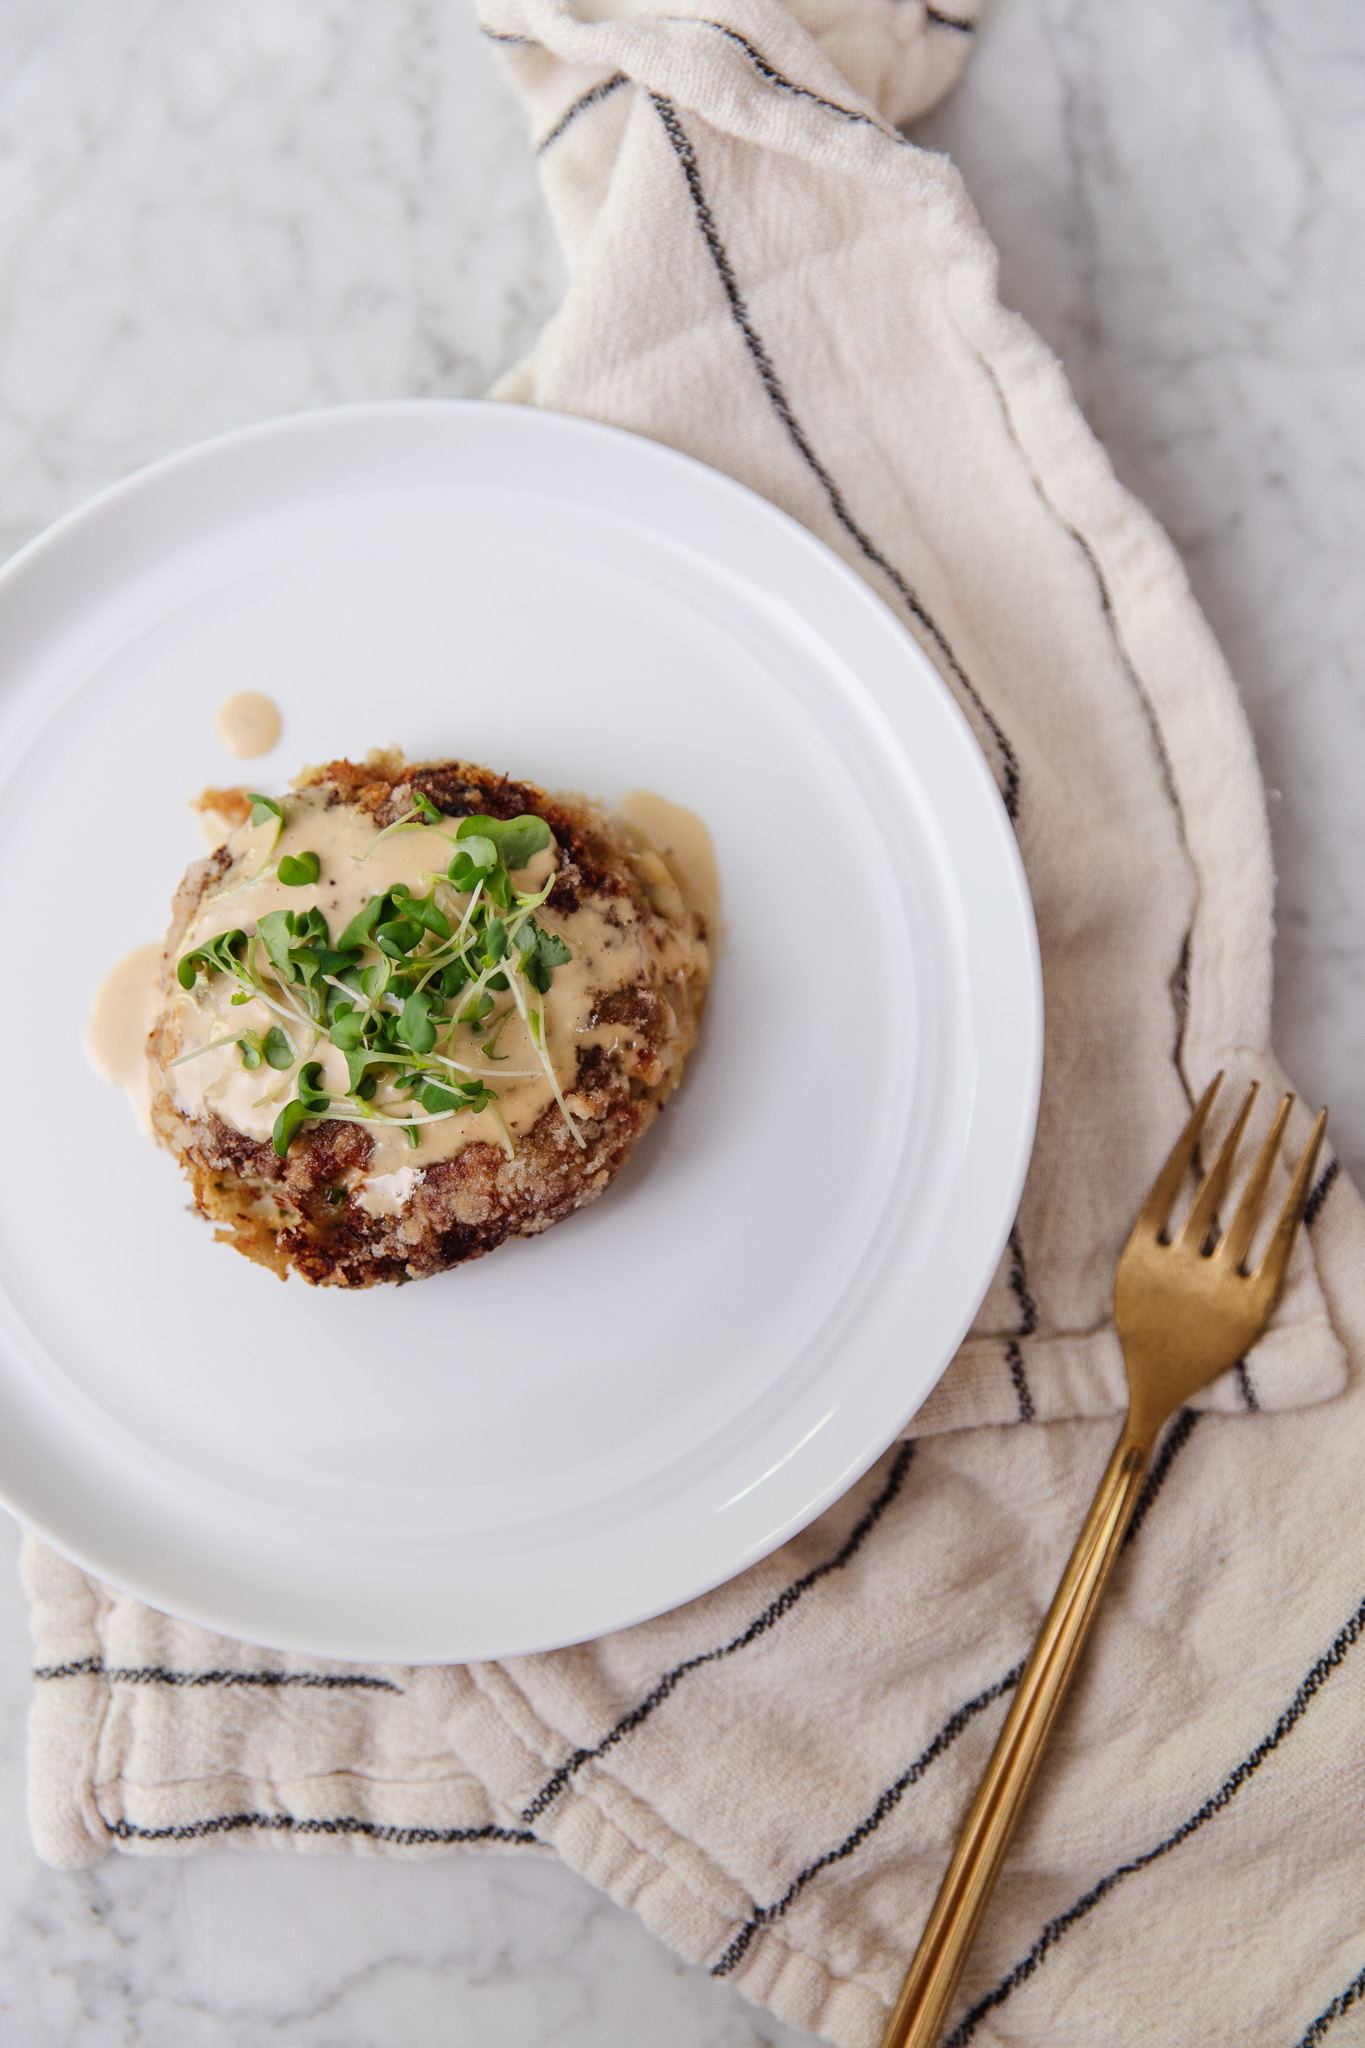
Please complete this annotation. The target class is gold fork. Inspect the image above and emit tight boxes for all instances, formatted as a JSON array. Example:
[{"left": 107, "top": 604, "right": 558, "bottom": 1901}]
[{"left": 879, "top": 1073, "right": 1328, "bottom": 2048}]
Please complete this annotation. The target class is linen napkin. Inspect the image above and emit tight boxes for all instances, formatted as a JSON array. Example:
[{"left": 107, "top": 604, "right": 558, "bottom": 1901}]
[{"left": 26, "top": 3, "right": 1365, "bottom": 2043}]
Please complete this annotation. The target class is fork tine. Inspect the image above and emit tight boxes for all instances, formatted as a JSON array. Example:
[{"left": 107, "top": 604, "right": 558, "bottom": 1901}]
[
  {"left": 1219, "top": 1094, "right": 1293, "bottom": 1270},
  {"left": 1178, "top": 1082, "right": 1259, "bottom": 1252},
  {"left": 1134, "top": 1073, "right": 1222, "bottom": 1242},
  {"left": 1251, "top": 1107, "right": 1329, "bottom": 1298}
]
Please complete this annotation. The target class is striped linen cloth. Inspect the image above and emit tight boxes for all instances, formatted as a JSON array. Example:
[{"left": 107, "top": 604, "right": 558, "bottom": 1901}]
[{"left": 26, "top": 3, "right": 1365, "bottom": 2042}]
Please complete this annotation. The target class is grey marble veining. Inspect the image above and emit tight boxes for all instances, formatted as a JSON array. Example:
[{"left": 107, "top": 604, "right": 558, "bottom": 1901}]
[
  {"left": 0, "top": 0, "right": 1362, "bottom": 2041},
  {"left": 0, "top": 0, "right": 564, "bottom": 563}
]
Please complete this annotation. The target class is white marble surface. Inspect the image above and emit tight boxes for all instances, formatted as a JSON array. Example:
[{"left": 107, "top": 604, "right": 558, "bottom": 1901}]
[{"left": 1, "top": 0, "right": 1362, "bottom": 2040}]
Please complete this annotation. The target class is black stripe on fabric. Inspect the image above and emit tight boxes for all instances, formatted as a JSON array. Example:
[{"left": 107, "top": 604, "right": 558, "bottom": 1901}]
[
  {"left": 480, "top": 26, "right": 535, "bottom": 45},
  {"left": 537, "top": 71, "right": 628, "bottom": 154},
  {"left": 1305, "top": 1157, "right": 1340, "bottom": 1229},
  {"left": 109, "top": 1813, "right": 537, "bottom": 1848},
  {"left": 1294, "top": 1956, "right": 1365, "bottom": 2048},
  {"left": 961, "top": 340, "right": 1196, "bottom": 1100},
  {"left": 1235, "top": 1359, "right": 1261, "bottom": 1412},
  {"left": 707, "top": 1376, "right": 1197, "bottom": 1985},
  {"left": 1121, "top": 1408, "right": 1198, "bottom": 1550},
  {"left": 1007, "top": 1225, "right": 1039, "bottom": 1338},
  {"left": 925, "top": 6, "right": 976, "bottom": 30},
  {"left": 665, "top": 19, "right": 894, "bottom": 135},
  {"left": 649, "top": 92, "right": 1021, "bottom": 822},
  {"left": 34, "top": 1661, "right": 402, "bottom": 1694},
  {"left": 711, "top": 1664, "right": 1025, "bottom": 1978},
  {"left": 1004, "top": 1222, "right": 1038, "bottom": 1419},
  {"left": 520, "top": 1441, "right": 916, "bottom": 1823},
  {"left": 943, "top": 1585, "right": 1365, "bottom": 2045},
  {"left": 1169, "top": 935, "right": 1193, "bottom": 1102},
  {"left": 1005, "top": 1340, "right": 1034, "bottom": 1424}
]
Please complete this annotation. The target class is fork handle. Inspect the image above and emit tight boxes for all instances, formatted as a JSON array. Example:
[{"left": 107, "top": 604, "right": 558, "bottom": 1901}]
[{"left": 879, "top": 1428, "right": 1151, "bottom": 2048}]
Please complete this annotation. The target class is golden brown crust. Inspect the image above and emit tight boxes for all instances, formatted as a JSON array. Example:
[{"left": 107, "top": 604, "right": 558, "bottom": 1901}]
[
  {"left": 296, "top": 753, "right": 636, "bottom": 914},
  {"left": 149, "top": 755, "right": 710, "bottom": 1287},
  {"left": 193, "top": 786, "right": 253, "bottom": 833}
]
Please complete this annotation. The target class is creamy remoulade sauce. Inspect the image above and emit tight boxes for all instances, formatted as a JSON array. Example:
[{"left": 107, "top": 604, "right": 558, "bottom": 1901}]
[
  {"left": 156, "top": 786, "right": 712, "bottom": 1187},
  {"left": 214, "top": 691, "right": 281, "bottom": 758},
  {"left": 85, "top": 943, "right": 163, "bottom": 1132},
  {"left": 618, "top": 789, "right": 721, "bottom": 933}
]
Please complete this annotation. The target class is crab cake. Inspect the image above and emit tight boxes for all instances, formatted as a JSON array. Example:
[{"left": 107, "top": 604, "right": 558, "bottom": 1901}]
[{"left": 147, "top": 752, "right": 712, "bottom": 1286}]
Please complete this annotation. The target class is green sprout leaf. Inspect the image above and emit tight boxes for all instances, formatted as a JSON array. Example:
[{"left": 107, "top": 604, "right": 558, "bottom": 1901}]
[
  {"left": 376, "top": 916, "right": 423, "bottom": 959},
  {"left": 412, "top": 791, "right": 443, "bottom": 825},
  {"left": 337, "top": 893, "right": 389, "bottom": 952},
  {"left": 278, "top": 850, "right": 321, "bottom": 887},
  {"left": 399, "top": 989, "right": 438, "bottom": 1055},
  {"left": 417, "top": 1078, "right": 495, "bottom": 1117},
  {"left": 263, "top": 1025, "right": 294, "bottom": 1070},
  {"left": 409, "top": 891, "right": 451, "bottom": 940},
  {"left": 341, "top": 1047, "right": 383, "bottom": 1093},
  {"left": 297, "top": 1062, "right": 330, "bottom": 1114},
  {"left": 460, "top": 813, "right": 552, "bottom": 872},
  {"left": 454, "top": 818, "right": 500, "bottom": 850},
  {"left": 419, "top": 1082, "right": 463, "bottom": 1114},
  {"left": 316, "top": 946, "right": 362, "bottom": 976},
  {"left": 272, "top": 1098, "right": 309, "bottom": 1157},
  {"left": 238, "top": 1020, "right": 294, "bottom": 1072},
  {"left": 248, "top": 794, "right": 283, "bottom": 828},
  {"left": 523, "top": 920, "right": 572, "bottom": 994},
  {"left": 447, "top": 834, "right": 497, "bottom": 891},
  {"left": 175, "top": 927, "right": 248, "bottom": 989},
  {"left": 329, "top": 1005, "right": 367, "bottom": 1053},
  {"left": 256, "top": 909, "right": 295, "bottom": 980},
  {"left": 479, "top": 1005, "right": 515, "bottom": 1060}
]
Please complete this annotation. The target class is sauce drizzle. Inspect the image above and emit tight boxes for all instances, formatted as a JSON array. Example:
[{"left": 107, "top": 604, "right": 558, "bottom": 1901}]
[
  {"left": 215, "top": 692, "right": 281, "bottom": 759},
  {"left": 85, "top": 943, "right": 163, "bottom": 1132}
]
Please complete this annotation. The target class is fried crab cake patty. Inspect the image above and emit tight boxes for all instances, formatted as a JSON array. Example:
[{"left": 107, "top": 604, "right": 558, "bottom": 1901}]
[{"left": 148, "top": 754, "right": 711, "bottom": 1286}]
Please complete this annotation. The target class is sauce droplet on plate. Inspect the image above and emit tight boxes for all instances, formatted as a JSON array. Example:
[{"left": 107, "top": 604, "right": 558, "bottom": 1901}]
[
  {"left": 617, "top": 790, "right": 721, "bottom": 929},
  {"left": 86, "top": 943, "right": 163, "bottom": 1133},
  {"left": 215, "top": 691, "right": 280, "bottom": 758}
]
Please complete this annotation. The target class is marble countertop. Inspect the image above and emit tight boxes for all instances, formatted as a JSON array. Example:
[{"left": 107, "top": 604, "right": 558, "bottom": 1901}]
[{"left": 0, "top": 1, "right": 1361, "bottom": 2040}]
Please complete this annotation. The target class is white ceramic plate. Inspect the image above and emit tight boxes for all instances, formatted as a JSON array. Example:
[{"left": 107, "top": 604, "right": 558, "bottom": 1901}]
[{"left": 0, "top": 402, "right": 1039, "bottom": 1662}]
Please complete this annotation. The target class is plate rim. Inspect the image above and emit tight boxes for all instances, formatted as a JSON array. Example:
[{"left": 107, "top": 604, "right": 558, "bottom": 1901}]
[{"left": 0, "top": 399, "right": 1042, "bottom": 1660}]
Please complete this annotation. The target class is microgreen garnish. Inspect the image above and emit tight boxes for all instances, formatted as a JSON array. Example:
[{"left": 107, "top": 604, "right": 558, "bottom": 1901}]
[
  {"left": 272, "top": 1099, "right": 310, "bottom": 1156},
  {"left": 297, "top": 1062, "right": 331, "bottom": 1114},
  {"left": 361, "top": 791, "right": 460, "bottom": 860},
  {"left": 238, "top": 1024, "right": 294, "bottom": 1072},
  {"left": 239, "top": 792, "right": 287, "bottom": 873},
  {"left": 177, "top": 927, "right": 248, "bottom": 989},
  {"left": 176, "top": 802, "right": 576, "bottom": 1160},
  {"left": 278, "top": 850, "right": 321, "bottom": 887}
]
